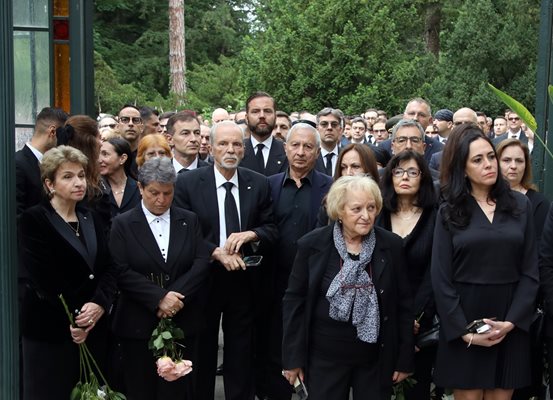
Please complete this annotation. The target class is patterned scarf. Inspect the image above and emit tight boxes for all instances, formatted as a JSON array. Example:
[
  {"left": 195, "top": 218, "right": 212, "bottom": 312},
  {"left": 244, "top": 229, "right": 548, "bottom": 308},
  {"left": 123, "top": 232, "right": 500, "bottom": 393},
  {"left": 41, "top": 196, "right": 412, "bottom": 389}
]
[{"left": 326, "top": 222, "right": 380, "bottom": 343}]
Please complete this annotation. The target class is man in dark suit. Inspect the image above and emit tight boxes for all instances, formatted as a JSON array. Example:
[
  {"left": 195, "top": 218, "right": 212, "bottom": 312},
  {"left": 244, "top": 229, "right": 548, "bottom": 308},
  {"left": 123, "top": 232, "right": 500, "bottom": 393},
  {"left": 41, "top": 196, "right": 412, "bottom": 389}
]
[
  {"left": 261, "top": 122, "right": 333, "bottom": 399},
  {"left": 15, "top": 107, "right": 67, "bottom": 215},
  {"left": 379, "top": 98, "right": 444, "bottom": 164},
  {"left": 240, "top": 92, "right": 288, "bottom": 176},
  {"left": 314, "top": 107, "right": 344, "bottom": 177},
  {"left": 174, "top": 121, "right": 278, "bottom": 400},
  {"left": 166, "top": 111, "right": 210, "bottom": 173},
  {"left": 110, "top": 157, "right": 211, "bottom": 399},
  {"left": 493, "top": 111, "right": 529, "bottom": 147}
]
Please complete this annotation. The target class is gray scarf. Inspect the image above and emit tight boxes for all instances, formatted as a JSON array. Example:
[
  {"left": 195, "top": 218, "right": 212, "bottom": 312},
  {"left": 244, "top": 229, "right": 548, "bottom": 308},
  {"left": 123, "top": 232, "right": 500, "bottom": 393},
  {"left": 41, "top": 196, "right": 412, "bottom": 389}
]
[{"left": 326, "top": 222, "right": 380, "bottom": 343}]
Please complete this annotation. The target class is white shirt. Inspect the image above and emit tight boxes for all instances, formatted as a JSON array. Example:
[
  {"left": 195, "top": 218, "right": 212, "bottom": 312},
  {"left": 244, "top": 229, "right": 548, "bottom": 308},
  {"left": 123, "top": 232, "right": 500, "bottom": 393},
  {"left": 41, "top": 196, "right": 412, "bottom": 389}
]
[
  {"left": 173, "top": 156, "right": 199, "bottom": 173},
  {"left": 142, "top": 201, "right": 171, "bottom": 262},
  {"left": 214, "top": 166, "right": 241, "bottom": 247},
  {"left": 320, "top": 145, "right": 339, "bottom": 175},
  {"left": 508, "top": 129, "right": 523, "bottom": 139},
  {"left": 26, "top": 142, "right": 43, "bottom": 162},
  {"left": 250, "top": 135, "right": 273, "bottom": 167}
]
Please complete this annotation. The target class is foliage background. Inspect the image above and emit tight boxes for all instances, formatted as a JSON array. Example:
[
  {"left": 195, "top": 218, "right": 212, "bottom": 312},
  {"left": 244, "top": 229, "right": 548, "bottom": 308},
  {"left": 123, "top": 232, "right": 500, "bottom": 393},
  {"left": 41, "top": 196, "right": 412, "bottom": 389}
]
[{"left": 93, "top": 0, "right": 540, "bottom": 117}]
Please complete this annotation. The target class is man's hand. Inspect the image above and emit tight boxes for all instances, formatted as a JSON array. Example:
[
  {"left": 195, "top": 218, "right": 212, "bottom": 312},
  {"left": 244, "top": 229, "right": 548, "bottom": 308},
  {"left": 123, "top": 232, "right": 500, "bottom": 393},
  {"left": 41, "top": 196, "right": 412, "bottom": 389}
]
[
  {"left": 223, "top": 231, "right": 258, "bottom": 255},
  {"left": 158, "top": 291, "right": 184, "bottom": 318},
  {"left": 212, "top": 247, "right": 246, "bottom": 271}
]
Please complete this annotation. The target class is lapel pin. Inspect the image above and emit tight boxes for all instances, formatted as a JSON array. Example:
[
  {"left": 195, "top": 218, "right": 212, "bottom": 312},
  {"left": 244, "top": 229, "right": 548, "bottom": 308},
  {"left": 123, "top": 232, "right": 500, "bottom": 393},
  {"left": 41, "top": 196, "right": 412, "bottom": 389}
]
[
  {"left": 182, "top": 222, "right": 187, "bottom": 226},
  {"left": 277, "top": 160, "right": 282, "bottom": 164},
  {"left": 247, "top": 186, "right": 251, "bottom": 190}
]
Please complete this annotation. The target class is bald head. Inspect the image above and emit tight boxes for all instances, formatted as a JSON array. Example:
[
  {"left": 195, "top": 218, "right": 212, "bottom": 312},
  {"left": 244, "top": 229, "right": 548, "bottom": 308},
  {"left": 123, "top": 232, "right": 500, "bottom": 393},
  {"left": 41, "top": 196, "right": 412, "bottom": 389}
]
[
  {"left": 212, "top": 108, "right": 230, "bottom": 123},
  {"left": 453, "top": 108, "right": 478, "bottom": 125}
]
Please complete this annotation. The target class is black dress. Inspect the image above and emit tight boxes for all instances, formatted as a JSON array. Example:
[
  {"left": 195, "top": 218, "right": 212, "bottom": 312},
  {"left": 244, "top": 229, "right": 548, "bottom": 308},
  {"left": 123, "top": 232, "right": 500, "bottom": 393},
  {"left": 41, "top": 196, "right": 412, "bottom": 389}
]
[{"left": 431, "top": 193, "right": 539, "bottom": 389}]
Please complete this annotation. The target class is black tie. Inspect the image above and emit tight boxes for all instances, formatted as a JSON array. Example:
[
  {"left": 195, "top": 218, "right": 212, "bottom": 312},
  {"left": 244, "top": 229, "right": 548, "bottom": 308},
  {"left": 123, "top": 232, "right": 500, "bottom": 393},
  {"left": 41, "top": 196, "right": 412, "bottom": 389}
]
[
  {"left": 325, "top": 153, "right": 334, "bottom": 176},
  {"left": 256, "top": 143, "right": 265, "bottom": 172},
  {"left": 223, "top": 182, "right": 240, "bottom": 237}
]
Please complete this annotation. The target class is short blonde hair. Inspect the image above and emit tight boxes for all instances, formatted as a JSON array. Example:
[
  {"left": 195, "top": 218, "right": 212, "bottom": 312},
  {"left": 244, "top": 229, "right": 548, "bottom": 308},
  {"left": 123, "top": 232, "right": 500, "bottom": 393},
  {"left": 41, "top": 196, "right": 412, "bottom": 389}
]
[
  {"left": 326, "top": 175, "right": 382, "bottom": 221},
  {"left": 41, "top": 145, "right": 88, "bottom": 196}
]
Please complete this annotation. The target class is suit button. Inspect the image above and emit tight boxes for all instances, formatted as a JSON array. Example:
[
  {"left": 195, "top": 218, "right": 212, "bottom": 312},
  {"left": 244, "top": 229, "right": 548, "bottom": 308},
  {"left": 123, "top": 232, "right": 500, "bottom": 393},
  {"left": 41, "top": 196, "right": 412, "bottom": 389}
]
[
  {"left": 383, "top": 316, "right": 388, "bottom": 321},
  {"left": 164, "top": 274, "right": 170, "bottom": 281},
  {"left": 380, "top": 289, "right": 384, "bottom": 294},
  {"left": 88, "top": 274, "right": 94, "bottom": 280},
  {"left": 381, "top": 344, "right": 385, "bottom": 348}
]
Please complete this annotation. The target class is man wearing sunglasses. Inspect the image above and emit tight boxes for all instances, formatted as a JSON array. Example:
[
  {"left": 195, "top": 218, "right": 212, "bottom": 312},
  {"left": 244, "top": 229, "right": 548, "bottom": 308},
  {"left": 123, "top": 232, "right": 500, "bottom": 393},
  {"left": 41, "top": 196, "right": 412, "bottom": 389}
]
[
  {"left": 493, "top": 111, "right": 528, "bottom": 147},
  {"left": 315, "top": 107, "right": 345, "bottom": 176}
]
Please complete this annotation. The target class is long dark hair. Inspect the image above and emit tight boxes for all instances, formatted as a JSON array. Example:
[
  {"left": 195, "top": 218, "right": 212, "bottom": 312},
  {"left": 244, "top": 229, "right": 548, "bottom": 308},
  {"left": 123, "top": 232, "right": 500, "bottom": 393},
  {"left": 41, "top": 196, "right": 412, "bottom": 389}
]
[
  {"left": 440, "top": 125, "right": 516, "bottom": 229},
  {"left": 381, "top": 150, "right": 436, "bottom": 212},
  {"left": 333, "top": 143, "right": 380, "bottom": 183},
  {"left": 107, "top": 137, "right": 135, "bottom": 180}
]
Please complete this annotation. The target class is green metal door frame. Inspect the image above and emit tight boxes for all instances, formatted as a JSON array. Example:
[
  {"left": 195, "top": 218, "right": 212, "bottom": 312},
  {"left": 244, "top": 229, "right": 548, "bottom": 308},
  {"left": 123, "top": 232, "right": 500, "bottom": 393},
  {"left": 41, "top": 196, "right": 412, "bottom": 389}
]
[{"left": 534, "top": 0, "right": 553, "bottom": 197}]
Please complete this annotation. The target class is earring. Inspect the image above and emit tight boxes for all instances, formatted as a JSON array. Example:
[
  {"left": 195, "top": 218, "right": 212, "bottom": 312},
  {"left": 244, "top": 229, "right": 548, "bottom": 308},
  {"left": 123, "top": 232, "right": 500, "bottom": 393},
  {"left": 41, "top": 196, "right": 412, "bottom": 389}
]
[
  {"left": 50, "top": 189, "right": 56, "bottom": 195},
  {"left": 338, "top": 219, "right": 342, "bottom": 224}
]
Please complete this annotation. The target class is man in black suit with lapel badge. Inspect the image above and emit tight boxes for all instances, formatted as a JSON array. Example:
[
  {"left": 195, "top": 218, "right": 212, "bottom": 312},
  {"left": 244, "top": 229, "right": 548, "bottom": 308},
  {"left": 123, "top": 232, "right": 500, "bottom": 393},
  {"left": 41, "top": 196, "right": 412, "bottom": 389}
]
[
  {"left": 314, "top": 107, "right": 344, "bottom": 177},
  {"left": 493, "top": 111, "right": 529, "bottom": 147},
  {"left": 260, "top": 122, "right": 333, "bottom": 399},
  {"left": 165, "top": 111, "right": 210, "bottom": 173},
  {"left": 174, "top": 121, "right": 278, "bottom": 400},
  {"left": 16, "top": 107, "right": 67, "bottom": 215},
  {"left": 240, "top": 92, "right": 288, "bottom": 176}
]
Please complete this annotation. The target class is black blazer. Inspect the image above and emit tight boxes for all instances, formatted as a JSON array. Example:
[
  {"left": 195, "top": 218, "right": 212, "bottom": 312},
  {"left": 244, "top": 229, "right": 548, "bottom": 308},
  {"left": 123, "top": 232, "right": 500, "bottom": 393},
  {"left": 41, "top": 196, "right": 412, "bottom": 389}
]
[
  {"left": 110, "top": 205, "right": 211, "bottom": 339},
  {"left": 18, "top": 200, "right": 116, "bottom": 341},
  {"left": 240, "top": 137, "right": 288, "bottom": 176},
  {"left": 104, "top": 176, "right": 141, "bottom": 219},
  {"left": 282, "top": 225, "right": 414, "bottom": 386},
  {"left": 174, "top": 166, "right": 278, "bottom": 257},
  {"left": 539, "top": 202, "right": 553, "bottom": 337},
  {"left": 15, "top": 144, "right": 45, "bottom": 215},
  {"left": 268, "top": 169, "right": 333, "bottom": 230}
]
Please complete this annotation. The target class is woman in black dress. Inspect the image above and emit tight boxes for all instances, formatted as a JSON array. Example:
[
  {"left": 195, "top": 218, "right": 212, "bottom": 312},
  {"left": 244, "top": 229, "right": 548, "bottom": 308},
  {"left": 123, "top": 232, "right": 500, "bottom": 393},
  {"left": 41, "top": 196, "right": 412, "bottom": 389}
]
[
  {"left": 377, "top": 150, "right": 437, "bottom": 399},
  {"left": 431, "top": 124, "right": 539, "bottom": 400},
  {"left": 282, "top": 175, "right": 414, "bottom": 399},
  {"left": 99, "top": 137, "right": 141, "bottom": 218},
  {"left": 496, "top": 138, "right": 549, "bottom": 241}
]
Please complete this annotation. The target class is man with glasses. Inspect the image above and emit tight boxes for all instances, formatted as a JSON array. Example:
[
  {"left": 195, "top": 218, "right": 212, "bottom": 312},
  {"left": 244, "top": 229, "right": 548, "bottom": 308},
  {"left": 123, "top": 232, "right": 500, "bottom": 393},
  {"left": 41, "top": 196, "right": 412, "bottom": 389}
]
[
  {"left": 117, "top": 104, "right": 144, "bottom": 177},
  {"left": 315, "top": 107, "right": 344, "bottom": 176},
  {"left": 493, "top": 111, "right": 528, "bottom": 147},
  {"left": 372, "top": 120, "right": 389, "bottom": 144},
  {"left": 391, "top": 119, "right": 440, "bottom": 180}
]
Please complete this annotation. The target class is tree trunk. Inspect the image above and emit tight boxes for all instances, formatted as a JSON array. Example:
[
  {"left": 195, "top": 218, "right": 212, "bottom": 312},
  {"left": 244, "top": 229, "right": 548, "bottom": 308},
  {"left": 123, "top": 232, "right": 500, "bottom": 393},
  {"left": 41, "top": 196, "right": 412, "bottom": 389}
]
[
  {"left": 169, "top": 0, "right": 186, "bottom": 101},
  {"left": 424, "top": 2, "right": 441, "bottom": 57}
]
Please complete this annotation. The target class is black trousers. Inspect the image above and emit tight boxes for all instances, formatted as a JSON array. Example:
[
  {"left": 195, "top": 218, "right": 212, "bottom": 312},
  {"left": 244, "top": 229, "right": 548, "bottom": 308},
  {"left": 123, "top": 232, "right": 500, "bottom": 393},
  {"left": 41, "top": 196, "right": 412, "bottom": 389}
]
[
  {"left": 307, "top": 353, "right": 389, "bottom": 400},
  {"left": 195, "top": 268, "right": 255, "bottom": 400},
  {"left": 119, "top": 336, "right": 194, "bottom": 400}
]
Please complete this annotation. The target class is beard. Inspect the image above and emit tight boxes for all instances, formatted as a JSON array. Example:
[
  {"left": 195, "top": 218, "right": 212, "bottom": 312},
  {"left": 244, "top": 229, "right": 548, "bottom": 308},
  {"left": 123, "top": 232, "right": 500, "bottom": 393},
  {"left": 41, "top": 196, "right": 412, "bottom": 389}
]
[{"left": 248, "top": 121, "right": 274, "bottom": 139}]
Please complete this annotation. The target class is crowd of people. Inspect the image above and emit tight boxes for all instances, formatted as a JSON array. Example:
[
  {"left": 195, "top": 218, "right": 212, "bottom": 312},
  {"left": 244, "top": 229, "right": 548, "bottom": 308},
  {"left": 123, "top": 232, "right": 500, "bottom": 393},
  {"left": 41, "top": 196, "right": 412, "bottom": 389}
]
[{"left": 14, "top": 92, "right": 553, "bottom": 400}]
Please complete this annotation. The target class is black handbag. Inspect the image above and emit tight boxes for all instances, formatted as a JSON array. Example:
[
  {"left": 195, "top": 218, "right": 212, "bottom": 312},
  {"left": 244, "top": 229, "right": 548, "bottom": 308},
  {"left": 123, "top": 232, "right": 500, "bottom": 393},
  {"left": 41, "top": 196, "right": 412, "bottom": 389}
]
[{"left": 416, "top": 315, "right": 440, "bottom": 348}]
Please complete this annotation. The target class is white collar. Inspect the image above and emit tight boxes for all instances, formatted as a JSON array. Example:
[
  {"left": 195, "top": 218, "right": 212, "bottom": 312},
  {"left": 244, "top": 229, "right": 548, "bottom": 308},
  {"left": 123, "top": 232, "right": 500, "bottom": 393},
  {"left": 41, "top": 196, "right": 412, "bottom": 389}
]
[
  {"left": 250, "top": 134, "right": 273, "bottom": 149},
  {"left": 214, "top": 166, "right": 239, "bottom": 189},
  {"left": 141, "top": 201, "right": 171, "bottom": 224},
  {"left": 26, "top": 142, "right": 43, "bottom": 162},
  {"left": 321, "top": 145, "right": 338, "bottom": 157}
]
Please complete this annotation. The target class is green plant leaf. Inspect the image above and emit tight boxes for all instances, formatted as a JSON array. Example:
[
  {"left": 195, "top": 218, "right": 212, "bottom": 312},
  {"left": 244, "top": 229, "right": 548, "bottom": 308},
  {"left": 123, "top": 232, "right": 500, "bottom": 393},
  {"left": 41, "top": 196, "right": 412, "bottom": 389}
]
[
  {"left": 487, "top": 83, "right": 537, "bottom": 131},
  {"left": 161, "top": 331, "right": 173, "bottom": 339},
  {"left": 70, "top": 383, "right": 82, "bottom": 400},
  {"left": 153, "top": 335, "right": 164, "bottom": 350},
  {"left": 549, "top": 85, "right": 553, "bottom": 104}
]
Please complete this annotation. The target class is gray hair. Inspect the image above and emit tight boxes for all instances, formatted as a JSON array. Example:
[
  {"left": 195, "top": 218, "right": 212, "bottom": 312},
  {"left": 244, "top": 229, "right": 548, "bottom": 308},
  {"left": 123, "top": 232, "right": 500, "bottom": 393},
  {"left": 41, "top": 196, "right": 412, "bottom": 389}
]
[
  {"left": 210, "top": 120, "right": 245, "bottom": 145},
  {"left": 391, "top": 119, "right": 425, "bottom": 140},
  {"left": 404, "top": 97, "right": 432, "bottom": 117},
  {"left": 316, "top": 107, "right": 345, "bottom": 128},
  {"left": 138, "top": 157, "right": 176, "bottom": 186},
  {"left": 286, "top": 123, "right": 321, "bottom": 147}
]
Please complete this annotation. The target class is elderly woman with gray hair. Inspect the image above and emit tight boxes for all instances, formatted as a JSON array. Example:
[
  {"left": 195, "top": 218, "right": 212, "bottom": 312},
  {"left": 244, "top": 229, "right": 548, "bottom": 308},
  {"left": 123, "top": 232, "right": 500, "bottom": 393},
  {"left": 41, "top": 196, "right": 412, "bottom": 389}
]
[
  {"left": 110, "top": 157, "right": 211, "bottom": 399},
  {"left": 281, "top": 175, "right": 414, "bottom": 399}
]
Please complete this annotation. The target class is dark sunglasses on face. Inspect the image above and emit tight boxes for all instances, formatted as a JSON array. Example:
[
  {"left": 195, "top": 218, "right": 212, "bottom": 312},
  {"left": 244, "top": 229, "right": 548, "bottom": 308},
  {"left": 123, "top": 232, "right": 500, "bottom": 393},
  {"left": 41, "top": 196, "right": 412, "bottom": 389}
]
[{"left": 508, "top": 117, "right": 520, "bottom": 121}]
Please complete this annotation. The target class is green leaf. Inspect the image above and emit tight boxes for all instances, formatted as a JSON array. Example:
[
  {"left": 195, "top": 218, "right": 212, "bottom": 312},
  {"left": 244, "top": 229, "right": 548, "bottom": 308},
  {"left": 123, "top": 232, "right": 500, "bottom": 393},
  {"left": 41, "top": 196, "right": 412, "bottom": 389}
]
[
  {"left": 549, "top": 85, "right": 553, "bottom": 105},
  {"left": 487, "top": 83, "right": 537, "bottom": 131},
  {"left": 153, "top": 335, "right": 164, "bottom": 350},
  {"left": 70, "top": 383, "right": 82, "bottom": 400},
  {"left": 161, "top": 331, "right": 173, "bottom": 340}
]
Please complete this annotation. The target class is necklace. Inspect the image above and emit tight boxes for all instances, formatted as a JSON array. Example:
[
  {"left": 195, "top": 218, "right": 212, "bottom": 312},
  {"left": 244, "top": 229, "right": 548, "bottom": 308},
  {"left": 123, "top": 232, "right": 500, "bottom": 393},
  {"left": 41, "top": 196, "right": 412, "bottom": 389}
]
[
  {"left": 111, "top": 178, "right": 127, "bottom": 195},
  {"left": 67, "top": 221, "right": 80, "bottom": 237},
  {"left": 396, "top": 207, "right": 420, "bottom": 221}
]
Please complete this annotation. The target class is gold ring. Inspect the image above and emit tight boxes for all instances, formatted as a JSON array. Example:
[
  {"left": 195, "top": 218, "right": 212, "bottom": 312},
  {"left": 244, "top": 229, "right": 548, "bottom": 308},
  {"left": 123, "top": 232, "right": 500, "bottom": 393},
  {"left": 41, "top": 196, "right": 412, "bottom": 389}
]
[{"left": 88, "top": 319, "right": 94, "bottom": 324}]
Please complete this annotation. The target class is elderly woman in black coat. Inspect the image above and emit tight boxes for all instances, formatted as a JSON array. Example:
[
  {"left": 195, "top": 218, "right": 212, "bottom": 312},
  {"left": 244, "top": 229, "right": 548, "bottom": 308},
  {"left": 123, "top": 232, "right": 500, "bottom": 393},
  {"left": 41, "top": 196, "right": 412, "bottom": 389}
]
[
  {"left": 282, "top": 175, "right": 414, "bottom": 399},
  {"left": 18, "top": 145, "right": 116, "bottom": 400}
]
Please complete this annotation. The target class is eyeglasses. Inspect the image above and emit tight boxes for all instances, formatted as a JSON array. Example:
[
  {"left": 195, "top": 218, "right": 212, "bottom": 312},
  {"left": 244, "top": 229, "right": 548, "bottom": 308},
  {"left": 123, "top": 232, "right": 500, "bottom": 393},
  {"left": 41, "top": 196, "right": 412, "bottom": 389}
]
[
  {"left": 119, "top": 116, "right": 143, "bottom": 125},
  {"left": 394, "top": 136, "right": 422, "bottom": 145},
  {"left": 392, "top": 167, "right": 421, "bottom": 178},
  {"left": 319, "top": 121, "right": 340, "bottom": 128},
  {"left": 508, "top": 117, "right": 520, "bottom": 121},
  {"left": 100, "top": 123, "right": 117, "bottom": 129}
]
